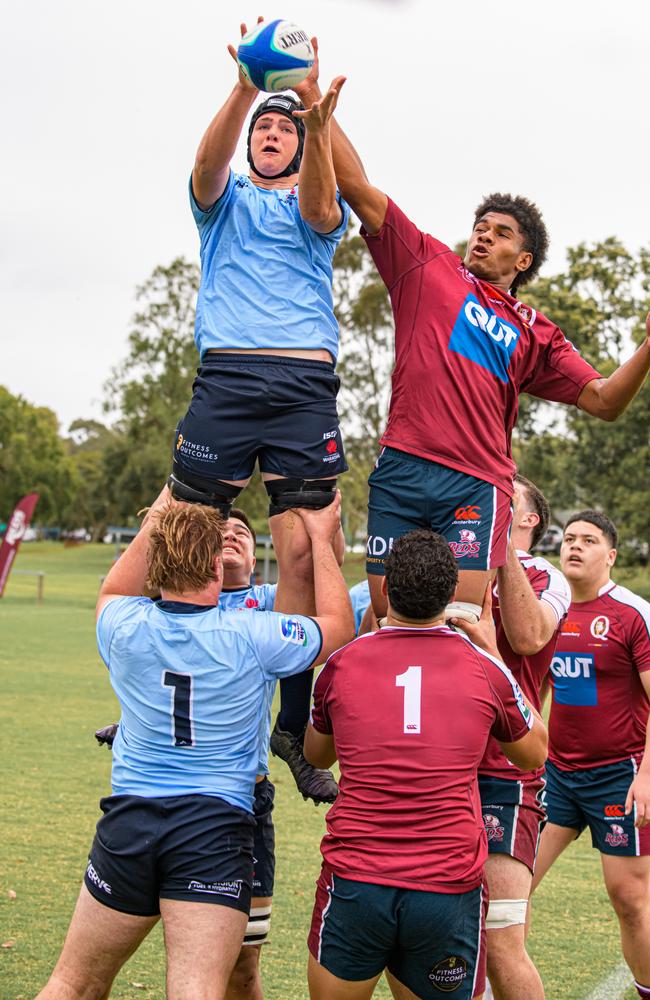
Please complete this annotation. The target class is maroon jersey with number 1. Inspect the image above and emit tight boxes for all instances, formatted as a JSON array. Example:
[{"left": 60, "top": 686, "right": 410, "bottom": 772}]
[{"left": 311, "top": 625, "right": 534, "bottom": 894}]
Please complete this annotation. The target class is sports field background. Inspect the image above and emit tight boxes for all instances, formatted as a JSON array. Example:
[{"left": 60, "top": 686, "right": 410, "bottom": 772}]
[{"left": 2, "top": 543, "right": 648, "bottom": 999}]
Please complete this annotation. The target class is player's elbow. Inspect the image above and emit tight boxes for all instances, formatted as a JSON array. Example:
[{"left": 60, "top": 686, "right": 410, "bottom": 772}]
[{"left": 501, "top": 724, "right": 548, "bottom": 772}]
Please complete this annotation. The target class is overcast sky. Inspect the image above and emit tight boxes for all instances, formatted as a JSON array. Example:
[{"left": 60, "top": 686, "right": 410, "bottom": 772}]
[{"left": 2, "top": 0, "right": 648, "bottom": 430}]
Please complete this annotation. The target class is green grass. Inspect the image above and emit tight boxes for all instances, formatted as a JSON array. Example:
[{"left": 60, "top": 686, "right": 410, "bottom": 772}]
[{"left": 0, "top": 543, "right": 643, "bottom": 998}]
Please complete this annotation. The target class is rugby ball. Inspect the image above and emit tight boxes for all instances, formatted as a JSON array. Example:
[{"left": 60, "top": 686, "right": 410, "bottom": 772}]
[{"left": 237, "top": 19, "right": 314, "bottom": 93}]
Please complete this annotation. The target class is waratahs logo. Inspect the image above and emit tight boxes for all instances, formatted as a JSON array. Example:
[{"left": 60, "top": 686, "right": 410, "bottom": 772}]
[{"left": 449, "top": 529, "right": 481, "bottom": 559}]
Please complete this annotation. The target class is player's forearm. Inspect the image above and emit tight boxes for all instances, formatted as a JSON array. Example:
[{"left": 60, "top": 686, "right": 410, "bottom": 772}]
[
  {"left": 497, "top": 545, "right": 556, "bottom": 655},
  {"left": 578, "top": 338, "right": 650, "bottom": 421},
  {"left": 98, "top": 487, "right": 169, "bottom": 607},
  {"left": 298, "top": 125, "right": 340, "bottom": 231},
  {"left": 193, "top": 84, "right": 257, "bottom": 204},
  {"left": 638, "top": 709, "right": 650, "bottom": 775}
]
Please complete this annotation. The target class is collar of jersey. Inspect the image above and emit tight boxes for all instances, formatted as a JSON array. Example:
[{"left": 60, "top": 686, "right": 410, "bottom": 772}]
[
  {"left": 597, "top": 580, "right": 617, "bottom": 597},
  {"left": 155, "top": 599, "right": 215, "bottom": 615},
  {"left": 221, "top": 586, "right": 253, "bottom": 593}
]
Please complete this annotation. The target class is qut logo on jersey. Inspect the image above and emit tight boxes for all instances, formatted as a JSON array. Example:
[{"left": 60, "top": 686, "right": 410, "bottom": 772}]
[
  {"left": 448, "top": 294, "right": 521, "bottom": 384},
  {"left": 550, "top": 652, "right": 597, "bottom": 706}
]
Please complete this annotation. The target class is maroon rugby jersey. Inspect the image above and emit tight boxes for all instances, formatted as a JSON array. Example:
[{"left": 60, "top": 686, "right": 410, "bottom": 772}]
[
  {"left": 479, "top": 551, "right": 570, "bottom": 781},
  {"left": 362, "top": 200, "right": 600, "bottom": 497},
  {"left": 548, "top": 582, "right": 650, "bottom": 770},
  {"left": 311, "top": 625, "right": 533, "bottom": 893}
]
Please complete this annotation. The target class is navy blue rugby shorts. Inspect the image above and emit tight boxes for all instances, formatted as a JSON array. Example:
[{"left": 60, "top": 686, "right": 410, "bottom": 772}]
[
  {"left": 174, "top": 354, "right": 347, "bottom": 482},
  {"left": 84, "top": 793, "right": 255, "bottom": 916}
]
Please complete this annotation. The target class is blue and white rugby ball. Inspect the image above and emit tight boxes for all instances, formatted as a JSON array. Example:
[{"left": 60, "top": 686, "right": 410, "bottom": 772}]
[{"left": 237, "top": 19, "right": 314, "bottom": 93}]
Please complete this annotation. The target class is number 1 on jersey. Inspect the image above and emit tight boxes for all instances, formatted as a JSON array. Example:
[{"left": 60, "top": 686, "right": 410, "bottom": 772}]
[
  {"left": 162, "top": 671, "right": 194, "bottom": 747},
  {"left": 395, "top": 666, "right": 422, "bottom": 734}
]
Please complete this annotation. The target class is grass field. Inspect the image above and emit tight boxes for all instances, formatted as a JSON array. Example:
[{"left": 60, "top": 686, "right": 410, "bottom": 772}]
[{"left": 1, "top": 542, "right": 647, "bottom": 999}]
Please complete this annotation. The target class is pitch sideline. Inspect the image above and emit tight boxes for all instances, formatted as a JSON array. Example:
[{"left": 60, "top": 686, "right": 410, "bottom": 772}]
[{"left": 583, "top": 962, "right": 631, "bottom": 1000}]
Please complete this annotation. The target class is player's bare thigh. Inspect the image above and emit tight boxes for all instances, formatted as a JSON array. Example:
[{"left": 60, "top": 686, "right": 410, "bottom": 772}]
[
  {"left": 35, "top": 884, "right": 158, "bottom": 1000},
  {"left": 161, "top": 898, "right": 248, "bottom": 1000},
  {"left": 386, "top": 970, "right": 483, "bottom": 1000},
  {"left": 308, "top": 952, "right": 381, "bottom": 1000}
]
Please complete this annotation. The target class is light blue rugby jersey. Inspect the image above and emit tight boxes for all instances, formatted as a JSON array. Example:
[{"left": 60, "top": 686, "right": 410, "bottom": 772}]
[
  {"left": 349, "top": 580, "right": 371, "bottom": 635},
  {"left": 190, "top": 171, "right": 350, "bottom": 361},
  {"left": 96, "top": 595, "right": 320, "bottom": 812},
  {"left": 219, "top": 583, "right": 277, "bottom": 776}
]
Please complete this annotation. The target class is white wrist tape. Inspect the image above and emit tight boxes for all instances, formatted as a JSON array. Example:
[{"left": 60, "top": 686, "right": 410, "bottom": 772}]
[
  {"left": 444, "top": 601, "right": 482, "bottom": 624},
  {"left": 486, "top": 898, "right": 528, "bottom": 929}
]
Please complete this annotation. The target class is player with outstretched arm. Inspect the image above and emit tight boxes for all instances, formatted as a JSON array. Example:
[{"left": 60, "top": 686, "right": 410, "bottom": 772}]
[
  {"left": 293, "top": 42, "right": 650, "bottom": 630},
  {"left": 168, "top": 19, "right": 351, "bottom": 803}
]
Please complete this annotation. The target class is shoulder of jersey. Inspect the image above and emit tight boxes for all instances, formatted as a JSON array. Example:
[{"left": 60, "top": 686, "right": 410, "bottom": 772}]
[{"left": 605, "top": 584, "right": 650, "bottom": 634}]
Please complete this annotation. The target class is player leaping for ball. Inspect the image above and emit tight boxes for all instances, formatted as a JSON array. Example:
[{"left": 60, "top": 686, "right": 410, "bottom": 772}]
[
  {"left": 168, "top": 20, "right": 352, "bottom": 803},
  {"left": 293, "top": 43, "right": 650, "bottom": 629},
  {"left": 531, "top": 511, "right": 650, "bottom": 1000}
]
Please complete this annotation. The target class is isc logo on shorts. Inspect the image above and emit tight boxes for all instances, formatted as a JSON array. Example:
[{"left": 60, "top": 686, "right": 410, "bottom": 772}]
[
  {"left": 550, "top": 652, "right": 597, "bottom": 706},
  {"left": 448, "top": 294, "right": 521, "bottom": 384}
]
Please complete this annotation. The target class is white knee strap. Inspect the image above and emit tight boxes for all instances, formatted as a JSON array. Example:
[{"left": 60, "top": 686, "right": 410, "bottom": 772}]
[
  {"left": 444, "top": 601, "right": 482, "bottom": 625},
  {"left": 243, "top": 904, "right": 272, "bottom": 945},
  {"left": 486, "top": 898, "right": 528, "bottom": 929}
]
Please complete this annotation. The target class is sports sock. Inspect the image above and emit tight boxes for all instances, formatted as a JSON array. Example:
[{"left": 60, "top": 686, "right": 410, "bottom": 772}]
[
  {"left": 634, "top": 982, "right": 650, "bottom": 999},
  {"left": 277, "top": 670, "right": 314, "bottom": 736}
]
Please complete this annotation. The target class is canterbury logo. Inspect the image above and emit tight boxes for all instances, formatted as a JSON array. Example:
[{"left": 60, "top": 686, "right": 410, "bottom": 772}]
[
  {"left": 455, "top": 505, "right": 481, "bottom": 520},
  {"left": 604, "top": 804, "right": 625, "bottom": 817}
]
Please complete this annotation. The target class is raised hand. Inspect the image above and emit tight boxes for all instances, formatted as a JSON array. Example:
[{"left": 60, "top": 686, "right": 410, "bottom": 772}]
[
  {"left": 293, "top": 35, "right": 321, "bottom": 101},
  {"left": 293, "top": 76, "right": 345, "bottom": 133},
  {"left": 227, "top": 17, "right": 264, "bottom": 94}
]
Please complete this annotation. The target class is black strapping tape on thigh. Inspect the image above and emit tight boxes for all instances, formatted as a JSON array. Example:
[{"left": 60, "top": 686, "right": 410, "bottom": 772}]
[
  {"left": 265, "top": 478, "right": 336, "bottom": 516},
  {"left": 167, "top": 473, "right": 241, "bottom": 517}
]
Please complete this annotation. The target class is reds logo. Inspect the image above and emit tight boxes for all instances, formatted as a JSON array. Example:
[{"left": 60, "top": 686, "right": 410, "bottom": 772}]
[
  {"left": 590, "top": 615, "right": 610, "bottom": 639},
  {"left": 605, "top": 824, "right": 629, "bottom": 848},
  {"left": 449, "top": 529, "right": 481, "bottom": 560},
  {"left": 454, "top": 505, "right": 481, "bottom": 521},
  {"left": 513, "top": 301, "right": 537, "bottom": 326},
  {"left": 483, "top": 814, "right": 504, "bottom": 842}
]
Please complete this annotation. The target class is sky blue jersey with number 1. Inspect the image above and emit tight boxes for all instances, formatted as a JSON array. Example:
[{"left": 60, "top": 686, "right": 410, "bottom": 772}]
[
  {"left": 96, "top": 596, "right": 321, "bottom": 812},
  {"left": 219, "top": 583, "right": 277, "bottom": 776}
]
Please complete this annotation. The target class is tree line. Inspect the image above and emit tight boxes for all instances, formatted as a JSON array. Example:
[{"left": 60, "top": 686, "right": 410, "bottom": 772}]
[{"left": 1, "top": 234, "right": 648, "bottom": 561}]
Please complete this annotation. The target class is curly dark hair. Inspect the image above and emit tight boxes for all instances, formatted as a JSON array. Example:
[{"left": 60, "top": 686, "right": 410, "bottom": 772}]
[
  {"left": 564, "top": 510, "right": 618, "bottom": 549},
  {"left": 514, "top": 474, "right": 550, "bottom": 550},
  {"left": 473, "top": 192, "right": 549, "bottom": 294},
  {"left": 384, "top": 529, "right": 458, "bottom": 621}
]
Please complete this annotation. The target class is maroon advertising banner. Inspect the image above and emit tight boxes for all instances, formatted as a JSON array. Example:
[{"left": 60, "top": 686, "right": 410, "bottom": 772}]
[{"left": 0, "top": 493, "right": 40, "bottom": 598}]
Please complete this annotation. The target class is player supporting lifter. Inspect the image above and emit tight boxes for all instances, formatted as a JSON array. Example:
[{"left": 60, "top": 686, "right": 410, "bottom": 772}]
[
  {"left": 531, "top": 511, "right": 650, "bottom": 1000},
  {"left": 467, "top": 476, "right": 570, "bottom": 1000},
  {"left": 95, "top": 509, "right": 337, "bottom": 998},
  {"left": 37, "top": 490, "right": 354, "bottom": 1000},
  {"left": 168, "top": 21, "right": 350, "bottom": 801},
  {"left": 304, "top": 529, "right": 548, "bottom": 1000},
  {"left": 293, "top": 43, "right": 650, "bottom": 627}
]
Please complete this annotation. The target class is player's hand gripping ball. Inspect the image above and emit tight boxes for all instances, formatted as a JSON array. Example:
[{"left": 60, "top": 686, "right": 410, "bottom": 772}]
[{"left": 237, "top": 19, "right": 314, "bottom": 93}]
